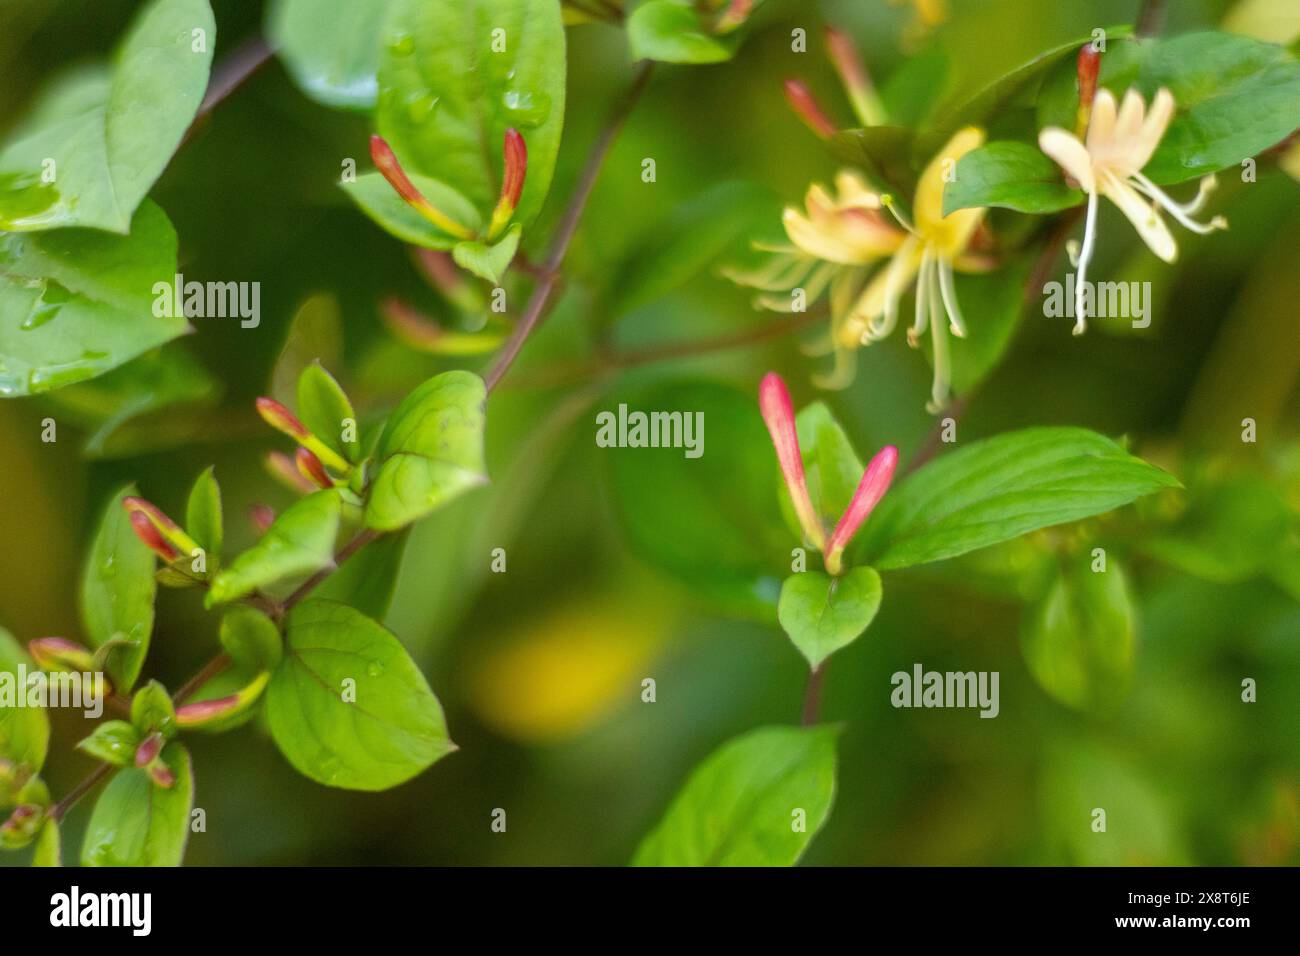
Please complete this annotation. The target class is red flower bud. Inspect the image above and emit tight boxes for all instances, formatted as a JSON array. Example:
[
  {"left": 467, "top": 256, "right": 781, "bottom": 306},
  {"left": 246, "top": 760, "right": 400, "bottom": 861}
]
[
  {"left": 713, "top": 0, "right": 753, "bottom": 34},
  {"left": 782, "top": 79, "right": 838, "bottom": 140},
  {"left": 759, "top": 373, "right": 826, "bottom": 550},
  {"left": 1076, "top": 44, "right": 1101, "bottom": 137},
  {"left": 370, "top": 134, "right": 473, "bottom": 240},
  {"left": 129, "top": 511, "right": 180, "bottom": 563},
  {"left": 295, "top": 446, "right": 334, "bottom": 490},
  {"left": 147, "top": 760, "right": 176, "bottom": 789},
  {"left": 824, "top": 445, "right": 898, "bottom": 575},
  {"left": 487, "top": 129, "right": 528, "bottom": 240},
  {"left": 255, "top": 396, "right": 310, "bottom": 441},
  {"left": 825, "top": 26, "right": 884, "bottom": 126}
]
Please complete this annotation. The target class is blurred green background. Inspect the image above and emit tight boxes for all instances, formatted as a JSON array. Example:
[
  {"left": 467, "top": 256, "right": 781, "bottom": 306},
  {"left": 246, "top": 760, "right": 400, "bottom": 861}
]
[{"left": 1, "top": 0, "right": 1297, "bottom": 865}]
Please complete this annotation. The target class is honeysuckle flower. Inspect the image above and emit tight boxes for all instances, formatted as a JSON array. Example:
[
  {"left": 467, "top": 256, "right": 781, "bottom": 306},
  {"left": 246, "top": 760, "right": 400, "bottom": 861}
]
[
  {"left": 759, "top": 372, "right": 826, "bottom": 549},
  {"left": 1038, "top": 87, "right": 1227, "bottom": 334},
  {"left": 824, "top": 445, "right": 898, "bottom": 575}
]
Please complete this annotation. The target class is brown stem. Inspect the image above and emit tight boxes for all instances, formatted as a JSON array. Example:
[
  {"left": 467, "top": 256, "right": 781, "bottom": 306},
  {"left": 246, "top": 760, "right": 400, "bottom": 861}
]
[
  {"left": 1135, "top": 0, "right": 1166, "bottom": 37},
  {"left": 189, "top": 35, "right": 275, "bottom": 133},
  {"left": 801, "top": 664, "right": 827, "bottom": 726},
  {"left": 484, "top": 63, "right": 654, "bottom": 392},
  {"left": 282, "top": 528, "right": 380, "bottom": 612},
  {"left": 48, "top": 763, "right": 113, "bottom": 823},
  {"left": 173, "top": 652, "right": 233, "bottom": 705}
]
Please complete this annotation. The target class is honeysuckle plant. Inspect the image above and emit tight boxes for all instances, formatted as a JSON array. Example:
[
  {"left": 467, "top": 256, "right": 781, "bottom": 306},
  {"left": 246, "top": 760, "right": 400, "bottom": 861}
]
[{"left": 1, "top": 0, "right": 1296, "bottom": 872}]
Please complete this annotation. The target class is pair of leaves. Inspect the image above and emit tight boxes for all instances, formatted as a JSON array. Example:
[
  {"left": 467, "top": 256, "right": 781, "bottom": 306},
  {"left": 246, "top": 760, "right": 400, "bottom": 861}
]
[
  {"left": 0, "top": 201, "right": 189, "bottom": 397},
  {"left": 634, "top": 724, "right": 838, "bottom": 866},
  {"left": 0, "top": 0, "right": 214, "bottom": 232},
  {"left": 265, "top": 599, "right": 454, "bottom": 790}
]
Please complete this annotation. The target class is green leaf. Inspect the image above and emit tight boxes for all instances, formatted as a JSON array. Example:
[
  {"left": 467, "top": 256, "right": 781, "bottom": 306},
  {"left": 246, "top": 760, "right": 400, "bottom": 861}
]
[
  {"left": 82, "top": 742, "right": 193, "bottom": 866},
  {"left": 920, "top": 28, "right": 1131, "bottom": 158},
  {"left": 265, "top": 599, "right": 455, "bottom": 790},
  {"left": 80, "top": 483, "right": 156, "bottom": 692},
  {"left": 341, "top": 171, "right": 481, "bottom": 249},
  {"left": 0, "top": 0, "right": 215, "bottom": 232},
  {"left": 32, "top": 818, "right": 60, "bottom": 867},
  {"left": 606, "top": 181, "right": 771, "bottom": 319},
  {"left": 364, "top": 371, "right": 488, "bottom": 531},
  {"left": 219, "top": 605, "right": 283, "bottom": 674},
  {"left": 185, "top": 466, "right": 223, "bottom": 560},
  {"left": 627, "top": 0, "right": 739, "bottom": 64},
  {"left": 829, "top": 126, "right": 918, "bottom": 196},
  {"left": 267, "top": 0, "right": 395, "bottom": 110},
  {"left": 298, "top": 362, "right": 359, "bottom": 463},
  {"left": 1039, "top": 32, "right": 1300, "bottom": 185},
  {"left": 314, "top": 529, "right": 410, "bottom": 621},
  {"left": 778, "top": 567, "right": 882, "bottom": 669},
  {"left": 376, "top": 0, "right": 566, "bottom": 229},
  {"left": 40, "top": 344, "right": 218, "bottom": 458},
  {"left": 855, "top": 428, "right": 1180, "bottom": 570},
  {"left": 1142, "top": 475, "right": 1292, "bottom": 582},
  {"left": 270, "top": 293, "right": 342, "bottom": 405},
  {"left": 207, "top": 490, "right": 342, "bottom": 606},
  {"left": 605, "top": 381, "right": 789, "bottom": 619},
  {"left": 452, "top": 224, "right": 521, "bottom": 284},
  {"left": 130, "top": 680, "right": 176, "bottom": 737},
  {"left": 1021, "top": 558, "right": 1136, "bottom": 711},
  {"left": 0, "top": 201, "right": 189, "bottom": 397},
  {"left": 944, "top": 141, "right": 1083, "bottom": 215},
  {"left": 633, "top": 725, "right": 839, "bottom": 866},
  {"left": 0, "top": 630, "right": 49, "bottom": 775},
  {"left": 76, "top": 720, "right": 140, "bottom": 767}
]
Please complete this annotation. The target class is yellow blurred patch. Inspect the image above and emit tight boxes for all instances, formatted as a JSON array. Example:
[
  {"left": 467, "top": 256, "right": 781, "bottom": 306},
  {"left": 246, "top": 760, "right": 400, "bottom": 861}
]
[{"left": 466, "top": 596, "right": 668, "bottom": 743}]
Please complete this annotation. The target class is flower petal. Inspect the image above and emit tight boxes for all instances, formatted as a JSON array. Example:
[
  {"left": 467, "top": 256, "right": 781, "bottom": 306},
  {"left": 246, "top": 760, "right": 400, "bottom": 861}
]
[
  {"left": 1103, "top": 173, "right": 1177, "bottom": 263},
  {"left": 914, "top": 126, "right": 986, "bottom": 234},
  {"left": 1131, "top": 87, "right": 1175, "bottom": 173},
  {"left": 1039, "top": 127, "right": 1096, "bottom": 193},
  {"left": 1086, "top": 88, "right": 1118, "bottom": 154}
]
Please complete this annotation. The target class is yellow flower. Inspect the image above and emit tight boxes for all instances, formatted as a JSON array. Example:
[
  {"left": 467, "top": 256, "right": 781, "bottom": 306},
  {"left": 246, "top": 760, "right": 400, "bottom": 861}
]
[
  {"left": 1038, "top": 88, "right": 1226, "bottom": 334},
  {"left": 839, "top": 126, "right": 992, "bottom": 412},
  {"left": 727, "top": 129, "right": 992, "bottom": 412}
]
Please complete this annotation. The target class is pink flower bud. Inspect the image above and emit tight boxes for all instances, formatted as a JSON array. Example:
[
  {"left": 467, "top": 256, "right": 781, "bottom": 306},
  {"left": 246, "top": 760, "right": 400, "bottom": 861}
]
[
  {"left": 824, "top": 445, "right": 898, "bottom": 575},
  {"left": 249, "top": 503, "right": 276, "bottom": 534},
  {"left": 713, "top": 0, "right": 753, "bottom": 34},
  {"left": 134, "top": 732, "right": 164, "bottom": 769},
  {"left": 265, "top": 451, "right": 317, "bottom": 495},
  {"left": 295, "top": 446, "right": 334, "bottom": 490},
  {"left": 783, "top": 79, "right": 838, "bottom": 140},
  {"left": 129, "top": 512, "right": 180, "bottom": 563},
  {"left": 147, "top": 760, "right": 177, "bottom": 789},
  {"left": 825, "top": 26, "right": 884, "bottom": 126},
  {"left": 759, "top": 373, "right": 826, "bottom": 550},
  {"left": 176, "top": 694, "right": 240, "bottom": 728},
  {"left": 370, "top": 135, "right": 474, "bottom": 240},
  {"left": 28, "top": 637, "right": 95, "bottom": 673}
]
